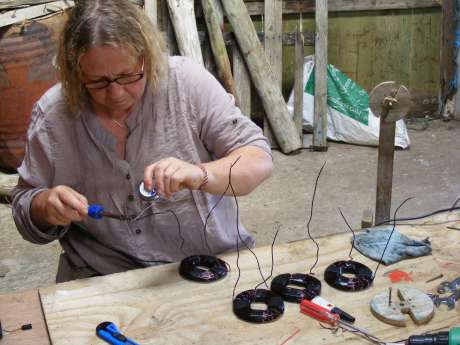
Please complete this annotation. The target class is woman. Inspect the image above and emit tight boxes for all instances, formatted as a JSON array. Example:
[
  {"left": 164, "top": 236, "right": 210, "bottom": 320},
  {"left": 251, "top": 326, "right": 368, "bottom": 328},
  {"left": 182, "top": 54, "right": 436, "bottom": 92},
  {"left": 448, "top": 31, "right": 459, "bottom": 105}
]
[{"left": 11, "top": 0, "right": 272, "bottom": 282}]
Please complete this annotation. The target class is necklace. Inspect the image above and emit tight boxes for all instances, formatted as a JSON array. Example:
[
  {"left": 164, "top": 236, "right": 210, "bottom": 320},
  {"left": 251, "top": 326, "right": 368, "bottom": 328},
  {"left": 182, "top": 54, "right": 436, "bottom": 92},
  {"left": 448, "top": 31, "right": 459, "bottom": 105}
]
[{"left": 111, "top": 118, "right": 129, "bottom": 131}]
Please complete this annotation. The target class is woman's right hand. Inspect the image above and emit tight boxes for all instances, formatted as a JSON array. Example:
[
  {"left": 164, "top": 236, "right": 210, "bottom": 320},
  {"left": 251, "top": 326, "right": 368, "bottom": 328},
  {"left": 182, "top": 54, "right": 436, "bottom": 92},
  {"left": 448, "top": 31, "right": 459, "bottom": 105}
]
[{"left": 31, "top": 186, "right": 88, "bottom": 228}]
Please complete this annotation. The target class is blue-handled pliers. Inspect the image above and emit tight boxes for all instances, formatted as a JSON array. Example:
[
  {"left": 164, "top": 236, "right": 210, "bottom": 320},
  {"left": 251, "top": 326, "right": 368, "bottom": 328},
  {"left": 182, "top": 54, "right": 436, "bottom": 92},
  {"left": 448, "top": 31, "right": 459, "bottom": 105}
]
[{"left": 96, "top": 322, "right": 140, "bottom": 345}]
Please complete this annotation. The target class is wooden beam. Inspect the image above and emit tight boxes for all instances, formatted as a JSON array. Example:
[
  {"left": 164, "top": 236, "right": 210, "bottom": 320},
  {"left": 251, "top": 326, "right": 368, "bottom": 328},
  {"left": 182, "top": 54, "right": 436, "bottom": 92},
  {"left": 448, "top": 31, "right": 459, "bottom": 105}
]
[
  {"left": 166, "top": 0, "right": 203, "bottom": 65},
  {"left": 0, "top": 290, "right": 50, "bottom": 345},
  {"left": 0, "top": 0, "right": 74, "bottom": 28},
  {"left": 243, "top": 0, "right": 440, "bottom": 16},
  {"left": 201, "top": 0, "right": 238, "bottom": 101},
  {"left": 264, "top": 0, "right": 283, "bottom": 86},
  {"left": 158, "top": 0, "right": 178, "bottom": 54},
  {"left": 204, "top": 30, "right": 316, "bottom": 47},
  {"left": 312, "top": 0, "right": 328, "bottom": 150},
  {"left": 222, "top": 0, "right": 302, "bottom": 153},
  {"left": 0, "top": 0, "right": 63, "bottom": 11},
  {"left": 294, "top": 27, "right": 304, "bottom": 140},
  {"left": 232, "top": 44, "right": 252, "bottom": 117},
  {"left": 375, "top": 117, "right": 396, "bottom": 225},
  {"left": 440, "top": 0, "right": 456, "bottom": 103},
  {"left": 263, "top": 0, "right": 283, "bottom": 146}
]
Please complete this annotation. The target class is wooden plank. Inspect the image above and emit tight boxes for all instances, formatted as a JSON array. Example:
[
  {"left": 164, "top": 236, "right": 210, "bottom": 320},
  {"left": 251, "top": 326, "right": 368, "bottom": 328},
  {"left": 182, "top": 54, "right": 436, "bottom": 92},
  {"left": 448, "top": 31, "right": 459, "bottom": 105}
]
[
  {"left": 0, "top": 289, "right": 50, "bottom": 345},
  {"left": 286, "top": 7, "right": 440, "bottom": 111},
  {"left": 201, "top": 0, "right": 238, "bottom": 101},
  {"left": 0, "top": 0, "right": 58, "bottom": 11},
  {"left": 455, "top": 18, "right": 460, "bottom": 120},
  {"left": 263, "top": 0, "right": 283, "bottom": 91},
  {"left": 440, "top": 0, "right": 455, "bottom": 102},
  {"left": 328, "top": 10, "right": 375, "bottom": 86},
  {"left": 210, "top": 30, "right": 316, "bottom": 47},
  {"left": 144, "top": 0, "right": 157, "bottom": 26},
  {"left": 243, "top": 0, "right": 441, "bottom": 16},
  {"left": 375, "top": 119, "right": 396, "bottom": 225},
  {"left": 228, "top": 0, "right": 250, "bottom": 117},
  {"left": 165, "top": 0, "right": 203, "bottom": 65},
  {"left": 232, "top": 43, "right": 252, "bottom": 117},
  {"left": 263, "top": 0, "right": 283, "bottom": 147},
  {"left": 408, "top": 10, "right": 440, "bottom": 100},
  {"left": 201, "top": 30, "right": 216, "bottom": 74},
  {"left": 221, "top": 0, "right": 302, "bottom": 153},
  {"left": 39, "top": 213, "right": 460, "bottom": 345},
  {"left": 293, "top": 27, "right": 304, "bottom": 140},
  {"left": 312, "top": 0, "right": 328, "bottom": 150},
  {"left": 158, "top": 0, "right": 178, "bottom": 54},
  {"left": 0, "top": 0, "right": 74, "bottom": 28}
]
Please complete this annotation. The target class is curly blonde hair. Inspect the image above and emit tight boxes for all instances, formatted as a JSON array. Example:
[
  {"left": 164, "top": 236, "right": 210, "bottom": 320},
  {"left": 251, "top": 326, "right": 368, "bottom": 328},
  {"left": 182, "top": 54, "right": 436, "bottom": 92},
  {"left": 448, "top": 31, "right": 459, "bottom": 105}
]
[{"left": 57, "top": 0, "right": 168, "bottom": 113}]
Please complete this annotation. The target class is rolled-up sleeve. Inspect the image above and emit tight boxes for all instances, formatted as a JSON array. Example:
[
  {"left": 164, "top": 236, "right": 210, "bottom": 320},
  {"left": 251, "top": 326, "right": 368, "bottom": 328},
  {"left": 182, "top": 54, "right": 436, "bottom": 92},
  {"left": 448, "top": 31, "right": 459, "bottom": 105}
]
[
  {"left": 180, "top": 58, "right": 271, "bottom": 159},
  {"left": 11, "top": 103, "right": 69, "bottom": 244}
]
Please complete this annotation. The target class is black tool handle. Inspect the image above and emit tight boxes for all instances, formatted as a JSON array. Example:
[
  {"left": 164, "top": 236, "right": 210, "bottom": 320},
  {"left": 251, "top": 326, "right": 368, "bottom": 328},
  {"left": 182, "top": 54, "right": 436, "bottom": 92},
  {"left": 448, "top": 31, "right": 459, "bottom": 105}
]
[{"left": 407, "top": 332, "right": 449, "bottom": 345}]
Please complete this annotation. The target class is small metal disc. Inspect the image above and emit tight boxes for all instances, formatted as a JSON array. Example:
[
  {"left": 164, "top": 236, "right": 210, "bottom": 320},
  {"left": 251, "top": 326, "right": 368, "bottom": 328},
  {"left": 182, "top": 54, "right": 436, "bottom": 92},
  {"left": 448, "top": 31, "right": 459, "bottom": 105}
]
[
  {"left": 138, "top": 181, "right": 160, "bottom": 201},
  {"left": 369, "top": 81, "right": 412, "bottom": 123}
]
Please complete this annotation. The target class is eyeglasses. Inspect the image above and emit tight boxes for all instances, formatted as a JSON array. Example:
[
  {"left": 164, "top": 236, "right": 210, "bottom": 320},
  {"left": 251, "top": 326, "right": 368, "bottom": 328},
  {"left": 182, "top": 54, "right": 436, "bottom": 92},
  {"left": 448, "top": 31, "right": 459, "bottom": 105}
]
[{"left": 83, "top": 60, "right": 144, "bottom": 90}]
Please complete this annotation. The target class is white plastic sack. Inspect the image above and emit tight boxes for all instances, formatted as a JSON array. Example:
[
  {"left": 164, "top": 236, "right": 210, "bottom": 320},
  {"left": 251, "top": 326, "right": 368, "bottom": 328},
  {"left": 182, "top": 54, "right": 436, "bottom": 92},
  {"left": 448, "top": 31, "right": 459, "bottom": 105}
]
[{"left": 287, "top": 55, "right": 410, "bottom": 148}]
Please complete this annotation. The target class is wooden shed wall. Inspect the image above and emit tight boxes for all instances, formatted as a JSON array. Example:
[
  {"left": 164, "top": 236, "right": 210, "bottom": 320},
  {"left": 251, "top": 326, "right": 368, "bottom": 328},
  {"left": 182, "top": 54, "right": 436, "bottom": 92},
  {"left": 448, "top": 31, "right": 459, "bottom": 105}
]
[{"left": 280, "top": 8, "right": 441, "bottom": 115}]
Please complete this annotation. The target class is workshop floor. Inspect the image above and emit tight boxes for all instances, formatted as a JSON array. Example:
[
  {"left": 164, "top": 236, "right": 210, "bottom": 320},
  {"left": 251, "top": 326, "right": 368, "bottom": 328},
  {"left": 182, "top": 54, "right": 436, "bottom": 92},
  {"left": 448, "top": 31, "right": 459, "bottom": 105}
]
[{"left": 0, "top": 118, "right": 459, "bottom": 293}]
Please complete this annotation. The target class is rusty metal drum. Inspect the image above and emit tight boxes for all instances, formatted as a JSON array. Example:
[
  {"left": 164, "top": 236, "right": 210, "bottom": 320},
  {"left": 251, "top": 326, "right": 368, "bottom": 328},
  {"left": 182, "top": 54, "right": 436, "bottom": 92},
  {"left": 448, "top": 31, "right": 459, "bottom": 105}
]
[{"left": 0, "top": 12, "right": 67, "bottom": 172}]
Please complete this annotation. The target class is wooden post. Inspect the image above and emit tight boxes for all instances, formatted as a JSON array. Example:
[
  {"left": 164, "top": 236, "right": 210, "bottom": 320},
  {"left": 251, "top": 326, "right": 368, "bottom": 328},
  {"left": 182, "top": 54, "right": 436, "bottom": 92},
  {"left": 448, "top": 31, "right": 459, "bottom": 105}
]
[
  {"left": 0, "top": 0, "right": 74, "bottom": 28},
  {"left": 451, "top": 2, "right": 460, "bottom": 120},
  {"left": 361, "top": 208, "right": 374, "bottom": 228},
  {"left": 202, "top": 0, "right": 223, "bottom": 73},
  {"left": 312, "top": 0, "right": 328, "bottom": 151},
  {"left": 201, "top": 0, "right": 238, "bottom": 101},
  {"left": 166, "top": 0, "right": 204, "bottom": 65},
  {"left": 158, "top": 0, "right": 177, "bottom": 54},
  {"left": 375, "top": 115, "right": 396, "bottom": 225},
  {"left": 263, "top": 0, "right": 283, "bottom": 147},
  {"left": 232, "top": 43, "right": 252, "bottom": 117},
  {"left": 440, "top": 0, "right": 456, "bottom": 109},
  {"left": 294, "top": 27, "right": 304, "bottom": 140},
  {"left": 144, "top": 0, "right": 157, "bottom": 26},
  {"left": 371, "top": 83, "right": 411, "bottom": 225},
  {"left": 221, "top": 0, "right": 302, "bottom": 154},
  {"left": 455, "top": 43, "right": 460, "bottom": 120}
]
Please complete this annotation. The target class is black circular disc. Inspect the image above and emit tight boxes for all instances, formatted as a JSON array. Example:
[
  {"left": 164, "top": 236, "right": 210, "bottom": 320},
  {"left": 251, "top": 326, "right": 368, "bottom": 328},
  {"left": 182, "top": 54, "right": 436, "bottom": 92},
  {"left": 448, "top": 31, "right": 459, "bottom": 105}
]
[
  {"left": 179, "top": 255, "right": 228, "bottom": 283},
  {"left": 233, "top": 289, "right": 284, "bottom": 323},
  {"left": 324, "top": 260, "right": 373, "bottom": 292},
  {"left": 270, "top": 273, "right": 321, "bottom": 303}
]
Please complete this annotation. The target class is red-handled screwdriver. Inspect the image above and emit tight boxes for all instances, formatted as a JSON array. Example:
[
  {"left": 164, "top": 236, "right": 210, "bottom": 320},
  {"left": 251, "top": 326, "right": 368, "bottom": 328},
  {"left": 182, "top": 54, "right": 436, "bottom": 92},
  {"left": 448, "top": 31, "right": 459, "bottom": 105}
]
[{"left": 300, "top": 299, "right": 397, "bottom": 344}]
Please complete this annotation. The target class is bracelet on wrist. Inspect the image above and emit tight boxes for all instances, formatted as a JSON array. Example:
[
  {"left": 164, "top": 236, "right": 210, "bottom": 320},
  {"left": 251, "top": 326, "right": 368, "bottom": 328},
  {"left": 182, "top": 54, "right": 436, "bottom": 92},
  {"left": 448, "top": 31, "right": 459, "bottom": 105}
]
[{"left": 197, "top": 164, "right": 208, "bottom": 190}]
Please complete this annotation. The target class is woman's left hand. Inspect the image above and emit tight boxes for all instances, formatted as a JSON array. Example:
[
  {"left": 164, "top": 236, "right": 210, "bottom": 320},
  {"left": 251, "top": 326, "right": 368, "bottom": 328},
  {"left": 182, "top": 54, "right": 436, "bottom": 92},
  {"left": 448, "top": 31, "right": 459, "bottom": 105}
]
[{"left": 143, "top": 157, "right": 205, "bottom": 197}]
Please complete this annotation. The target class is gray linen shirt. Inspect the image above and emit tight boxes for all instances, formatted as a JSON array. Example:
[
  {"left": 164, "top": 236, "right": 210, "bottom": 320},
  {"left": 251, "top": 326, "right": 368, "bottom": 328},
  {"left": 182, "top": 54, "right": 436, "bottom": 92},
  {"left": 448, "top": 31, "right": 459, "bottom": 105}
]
[{"left": 12, "top": 56, "right": 271, "bottom": 281}]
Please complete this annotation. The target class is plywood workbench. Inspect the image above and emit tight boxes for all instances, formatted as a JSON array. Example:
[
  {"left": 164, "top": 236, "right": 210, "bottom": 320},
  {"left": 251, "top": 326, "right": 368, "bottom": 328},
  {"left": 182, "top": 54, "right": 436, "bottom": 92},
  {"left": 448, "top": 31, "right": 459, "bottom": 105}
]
[{"left": 3, "top": 211, "right": 460, "bottom": 345}]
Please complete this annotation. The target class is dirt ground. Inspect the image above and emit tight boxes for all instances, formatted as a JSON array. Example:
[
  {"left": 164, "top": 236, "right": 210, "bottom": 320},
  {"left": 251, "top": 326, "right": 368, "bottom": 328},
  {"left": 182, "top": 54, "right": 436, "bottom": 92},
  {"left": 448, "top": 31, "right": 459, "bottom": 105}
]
[{"left": 0, "top": 118, "right": 459, "bottom": 293}]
